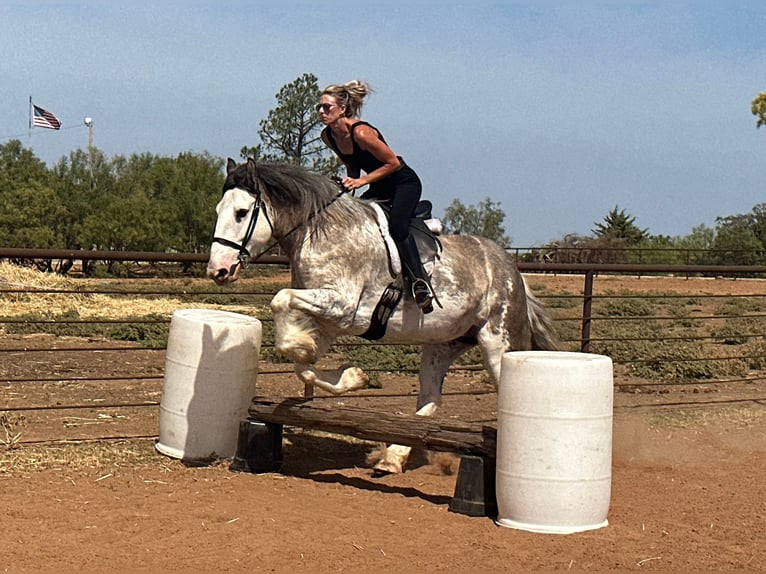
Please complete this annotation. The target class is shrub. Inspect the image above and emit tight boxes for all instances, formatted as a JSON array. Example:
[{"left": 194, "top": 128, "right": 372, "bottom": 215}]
[
  {"left": 629, "top": 342, "right": 716, "bottom": 380},
  {"left": 110, "top": 315, "right": 169, "bottom": 346},
  {"left": 711, "top": 324, "right": 748, "bottom": 345},
  {"left": 600, "top": 297, "right": 655, "bottom": 317}
]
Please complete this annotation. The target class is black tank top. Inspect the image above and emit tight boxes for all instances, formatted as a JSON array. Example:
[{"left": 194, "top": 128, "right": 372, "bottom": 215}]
[{"left": 323, "top": 121, "right": 389, "bottom": 174}]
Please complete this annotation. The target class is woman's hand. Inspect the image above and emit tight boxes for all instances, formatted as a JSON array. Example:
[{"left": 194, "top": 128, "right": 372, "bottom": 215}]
[{"left": 341, "top": 176, "right": 365, "bottom": 191}]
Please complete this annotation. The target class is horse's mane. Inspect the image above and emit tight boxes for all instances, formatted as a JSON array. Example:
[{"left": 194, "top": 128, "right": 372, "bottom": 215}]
[{"left": 226, "top": 162, "right": 372, "bottom": 236}]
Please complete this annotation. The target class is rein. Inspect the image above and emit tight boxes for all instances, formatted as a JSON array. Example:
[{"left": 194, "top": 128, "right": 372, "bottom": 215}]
[{"left": 212, "top": 176, "right": 350, "bottom": 268}]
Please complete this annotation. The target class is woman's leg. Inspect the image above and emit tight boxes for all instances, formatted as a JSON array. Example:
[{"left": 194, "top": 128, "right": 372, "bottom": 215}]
[{"left": 389, "top": 170, "right": 433, "bottom": 313}]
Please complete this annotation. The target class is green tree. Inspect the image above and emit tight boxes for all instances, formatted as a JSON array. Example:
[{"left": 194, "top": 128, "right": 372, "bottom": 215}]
[
  {"left": 0, "top": 140, "right": 50, "bottom": 195},
  {"left": 163, "top": 152, "right": 224, "bottom": 252},
  {"left": 674, "top": 224, "right": 717, "bottom": 264},
  {"left": 627, "top": 225, "right": 719, "bottom": 265},
  {"left": 629, "top": 235, "right": 681, "bottom": 264},
  {"left": 748, "top": 203, "right": 766, "bottom": 247},
  {"left": 51, "top": 147, "right": 116, "bottom": 248},
  {"left": 111, "top": 152, "right": 223, "bottom": 252},
  {"left": 442, "top": 197, "right": 510, "bottom": 246},
  {"left": 543, "top": 233, "right": 629, "bottom": 264},
  {"left": 592, "top": 206, "right": 648, "bottom": 245},
  {"left": 752, "top": 92, "right": 766, "bottom": 129},
  {"left": 79, "top": 189, "right": 167, "bottom": 252},
  {"left": 712, "top": 211, "right": 766, "bottom": 265},
  {"left": 240, "top": 73, "right": 341, "bottom": 175},
  {"left": 0, "top": 182, "right": 66, "bottom": 248}
]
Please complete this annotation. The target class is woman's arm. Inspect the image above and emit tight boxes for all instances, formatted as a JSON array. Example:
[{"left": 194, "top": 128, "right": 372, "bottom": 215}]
[{"left": 341, "top": 124, "right": 401, "bottom": 190}]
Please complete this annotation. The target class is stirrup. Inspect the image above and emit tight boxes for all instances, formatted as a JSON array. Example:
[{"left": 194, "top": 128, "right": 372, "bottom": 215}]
[{"left": 411, "top": 279, "right": 434, "bottom": 314}]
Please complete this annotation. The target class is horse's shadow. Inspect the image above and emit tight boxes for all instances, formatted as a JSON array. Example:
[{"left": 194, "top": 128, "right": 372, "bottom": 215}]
[{"left": 276, "top": 429, "right": 453, "bottom": 506}]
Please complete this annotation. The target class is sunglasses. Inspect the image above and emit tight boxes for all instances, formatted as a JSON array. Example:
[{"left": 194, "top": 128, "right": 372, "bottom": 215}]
[{"left": 315, "top": 103, "right": 336, "bottom": 114}]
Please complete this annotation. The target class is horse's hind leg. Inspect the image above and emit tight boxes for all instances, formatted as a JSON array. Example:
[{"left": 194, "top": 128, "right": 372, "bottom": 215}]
[
  {"left": 477, "top": 301, "right": 534, "bottom": 386},
  {"left": 476, "top": 328, "right": 506, "bottom": 386},
  {"left": 373, "top": 339, "right": 474, "bottom": 474}
]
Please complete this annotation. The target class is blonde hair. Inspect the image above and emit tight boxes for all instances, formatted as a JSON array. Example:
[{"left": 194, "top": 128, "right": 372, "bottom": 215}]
[{"left": 321, "top": 80, "right": 373, "bottom": 118}]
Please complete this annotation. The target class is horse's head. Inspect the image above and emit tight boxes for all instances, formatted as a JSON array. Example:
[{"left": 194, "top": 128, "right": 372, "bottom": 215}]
[{"left": 207, "top": 158, "right": 274, "bottom": 284}]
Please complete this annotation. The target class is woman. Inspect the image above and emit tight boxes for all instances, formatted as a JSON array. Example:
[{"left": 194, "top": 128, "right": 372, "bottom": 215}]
[{"left": 317, "top": 80, "right": 433, "bottom": 313}]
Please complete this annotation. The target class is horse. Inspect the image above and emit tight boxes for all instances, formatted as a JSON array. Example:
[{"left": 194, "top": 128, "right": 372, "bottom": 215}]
[{"left": 207, "top": 158, "right": 560, "bottom": 473}]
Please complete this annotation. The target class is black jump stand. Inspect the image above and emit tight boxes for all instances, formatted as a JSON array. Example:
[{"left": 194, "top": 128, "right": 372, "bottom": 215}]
[
  {"left": 230, "top": 418, "right": 283, "bottom": 473},
  {"left": 449, "top": 455, "right": 498, "bottom": 518}
]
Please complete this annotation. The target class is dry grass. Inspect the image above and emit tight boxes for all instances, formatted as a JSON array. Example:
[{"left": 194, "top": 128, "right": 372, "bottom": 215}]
[
  {"left": 0, "top": 438, "right": 162, "bottom": 475},
  {"left": 0, "top": 412, "right": 25, "bottom": 450},
  {"left": 649, "top": 404, "right": 766, "bottom": 429},
  {"left": 0, "top": 262, "right": 256, "bottom": 320}
]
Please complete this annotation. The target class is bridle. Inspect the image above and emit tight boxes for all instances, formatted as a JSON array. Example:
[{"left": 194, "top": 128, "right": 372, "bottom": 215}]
[
  {"left": 211, "top": 182, "right": 274, "bottom": 268},
  {"left": 211, "top": 176, "right": 350, "bottom": 270}
]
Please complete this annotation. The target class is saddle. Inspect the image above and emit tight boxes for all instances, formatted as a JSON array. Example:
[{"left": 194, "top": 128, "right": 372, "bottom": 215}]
[{"left": 361, "top": 200, "right": 443, "bottom": 340}]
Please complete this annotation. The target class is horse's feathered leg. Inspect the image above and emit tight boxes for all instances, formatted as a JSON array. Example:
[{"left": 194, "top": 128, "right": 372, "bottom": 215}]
[
  {"left": 294, "top": 363, "right": 368, "bottom": 395},
  {"left": 272, "top": 288, "right": 359, "bottom": 330},
  {"left": 271, "top": 288, "right": 356, "bottom": 363},
  {"left": 271, "top": 288, "right": 369, "bottom": 394},
  {"left": 373, "top": 340, "right": 474, "bottom": 474}
]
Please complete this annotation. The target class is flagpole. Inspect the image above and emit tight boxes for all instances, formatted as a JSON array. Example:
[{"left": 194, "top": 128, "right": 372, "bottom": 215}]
[
  {"left": 28, "top": 96, "right": 32, "bottom": 145},
  {"left": 84, "top": 117, "right": 94, "bottom": 185}
]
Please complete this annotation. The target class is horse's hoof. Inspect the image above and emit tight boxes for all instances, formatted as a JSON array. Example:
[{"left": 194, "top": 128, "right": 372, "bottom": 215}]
[{"left": 341, "top": 367, "right": 369, "bottom": 392}]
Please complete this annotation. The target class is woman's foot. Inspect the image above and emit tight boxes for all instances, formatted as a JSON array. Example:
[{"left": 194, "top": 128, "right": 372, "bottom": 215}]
[{"left": 412, "top": 279, "right": 434, "bottom": 314}]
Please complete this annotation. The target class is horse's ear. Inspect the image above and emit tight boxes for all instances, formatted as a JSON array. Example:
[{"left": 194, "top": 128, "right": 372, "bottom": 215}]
[
  {"left": 226, "top": 158, "right": 237, "bottom": 174},
  {"left": 246, "top": 157, "right": 257, "bottom": 182}
]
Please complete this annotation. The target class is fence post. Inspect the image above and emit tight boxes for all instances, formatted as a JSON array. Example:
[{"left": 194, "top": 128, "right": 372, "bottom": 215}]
[{"left": 580, "top": 270, "right": 595, "bottom": 353}]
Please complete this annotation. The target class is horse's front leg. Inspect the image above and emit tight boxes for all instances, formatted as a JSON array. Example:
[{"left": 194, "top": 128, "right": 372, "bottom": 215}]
[
  {"left": 271, "top": 288, "right": 368, "bottom": 395},
  {"left": 294, "top": 361, "right": 369, "bottom": 396}
]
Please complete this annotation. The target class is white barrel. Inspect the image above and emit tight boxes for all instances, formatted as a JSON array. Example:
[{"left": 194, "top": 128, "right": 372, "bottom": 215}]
[
  {"left": 156, "top": 309, "right": 261, "bottom": 461},
  {"left": 496, "top": 351, "right": 613, "bottom": 534}
]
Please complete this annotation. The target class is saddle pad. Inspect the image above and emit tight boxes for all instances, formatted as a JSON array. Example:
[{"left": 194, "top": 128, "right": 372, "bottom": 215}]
[
  {"left": 371, "top": 202, "right": 402, "bottom": 276},
  {"left": 370, "top": 202, "right": 442, "bottom": 277}
]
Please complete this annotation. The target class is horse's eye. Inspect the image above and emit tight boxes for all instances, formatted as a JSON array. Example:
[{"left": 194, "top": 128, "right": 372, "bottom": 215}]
[{"left": 235, "top": 208, "right": 249, "bottom": 221}]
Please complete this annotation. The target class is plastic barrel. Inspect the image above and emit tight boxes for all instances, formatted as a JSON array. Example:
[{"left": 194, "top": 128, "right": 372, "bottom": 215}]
[
  {"left": 495, "top": 351, "right": 613, "bottom": 534},
  {"left": 156, "top": 309, "right": 261, "bottom": 462}
]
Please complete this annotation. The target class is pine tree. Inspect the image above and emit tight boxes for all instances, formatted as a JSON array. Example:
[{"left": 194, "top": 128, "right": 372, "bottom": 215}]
[
  {"left": 592, "top": 206, "right": 648, "bottom": 245},
  {"left": 240, "top": 73, "right": 340, "bottom": 176}
]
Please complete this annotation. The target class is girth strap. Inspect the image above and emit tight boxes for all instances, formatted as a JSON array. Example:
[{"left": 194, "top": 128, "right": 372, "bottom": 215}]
[{"left": 359, "top": 276, "right": 404, "bottom": 341}]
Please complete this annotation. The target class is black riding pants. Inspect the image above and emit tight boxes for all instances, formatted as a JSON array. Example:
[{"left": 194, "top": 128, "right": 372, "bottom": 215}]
[{"left": 360, "top": 162, "right": 422, "bottom": 242}]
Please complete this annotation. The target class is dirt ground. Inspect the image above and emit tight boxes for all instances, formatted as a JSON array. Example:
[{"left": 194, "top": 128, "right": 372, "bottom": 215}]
[{"left": 1, "top": 274, "right": 765, "bottom": 571}]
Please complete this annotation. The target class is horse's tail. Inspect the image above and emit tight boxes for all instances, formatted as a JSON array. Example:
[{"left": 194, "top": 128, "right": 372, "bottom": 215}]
[{"left": 524, "top": 279, "right": 562, "bottom": 351}]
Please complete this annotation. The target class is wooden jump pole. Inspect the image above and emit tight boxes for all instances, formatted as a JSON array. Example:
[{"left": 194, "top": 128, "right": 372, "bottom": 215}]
[{"left": 248, "top": 397, "right": 497, "bottom": 458}]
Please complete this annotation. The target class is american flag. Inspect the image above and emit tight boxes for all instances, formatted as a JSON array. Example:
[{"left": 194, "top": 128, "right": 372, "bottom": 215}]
[{"left": 32, "top": 104, "right": 62, "bottom": 130}]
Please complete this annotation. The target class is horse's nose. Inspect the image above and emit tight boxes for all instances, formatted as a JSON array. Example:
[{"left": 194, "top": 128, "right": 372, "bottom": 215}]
[{"left": 207, "top": 267, "right": 229, "bottom": 284}]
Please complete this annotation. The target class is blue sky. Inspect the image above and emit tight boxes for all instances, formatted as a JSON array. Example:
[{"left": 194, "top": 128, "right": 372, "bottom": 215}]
[{"left": 1, "top": 1, "right": 765, "bottom": 246}]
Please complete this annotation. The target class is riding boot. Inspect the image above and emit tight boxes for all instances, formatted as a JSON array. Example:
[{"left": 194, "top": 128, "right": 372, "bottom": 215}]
[{"left": 396, "top": 234, "right": 434, "bottom": 314}]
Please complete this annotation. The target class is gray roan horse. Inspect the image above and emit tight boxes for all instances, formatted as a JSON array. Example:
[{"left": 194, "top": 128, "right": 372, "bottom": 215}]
[{"left": 207, "top": 158, "right": 559, "bottom": 473}]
